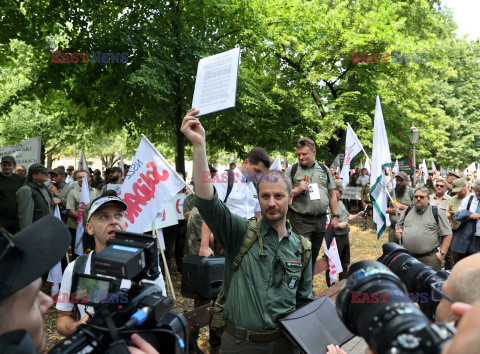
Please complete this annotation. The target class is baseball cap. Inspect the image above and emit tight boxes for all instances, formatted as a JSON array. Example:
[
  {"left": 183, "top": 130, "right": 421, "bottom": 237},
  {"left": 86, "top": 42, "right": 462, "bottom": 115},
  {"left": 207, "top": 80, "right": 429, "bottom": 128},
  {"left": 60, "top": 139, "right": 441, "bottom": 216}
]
[
  {"left": 334, "top": 179, "right": 346, "bottom": 192},
  {"left": 84, "top": 196, "right": 128, "bottom": 225},
  {"left": 395, "top": 171, "right": 408, "bottom": 180},
  {"left": 452, "top": 179, "right": 467, "bottom": 193},
  {"left": 447, "top": 171, "right": 461, "bottom": 179},
  {"left": 1, "top": 156, "right": 16, "bottom": 164},
  {"left": 50, "top": 167, "right": 66, "bottom": 176},
  {"left": 0, "top": 216, "right": 70, "bottom": 301},
  {"left": 28, "top": 163, "right": 51, "bottom": 175}
]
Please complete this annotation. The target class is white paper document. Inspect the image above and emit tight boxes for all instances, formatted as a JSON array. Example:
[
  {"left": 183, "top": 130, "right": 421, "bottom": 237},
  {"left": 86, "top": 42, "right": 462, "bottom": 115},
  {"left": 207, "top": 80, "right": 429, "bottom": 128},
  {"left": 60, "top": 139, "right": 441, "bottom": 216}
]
[
  {"left": 308, "top": 183, "right": 321, "bottom": 200},
  {"left": 191, "top": 47, "right": 241, "bottom": 116}
]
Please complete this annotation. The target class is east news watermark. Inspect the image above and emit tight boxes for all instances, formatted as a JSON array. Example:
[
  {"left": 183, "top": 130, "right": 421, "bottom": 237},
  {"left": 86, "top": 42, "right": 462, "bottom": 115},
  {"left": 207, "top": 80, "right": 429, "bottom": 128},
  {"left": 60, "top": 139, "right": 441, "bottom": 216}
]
[
  {"left": 51, "top": 51, "right": 129, "bottom": 64},
  {"left": 351, "top": 51, "right": 428, "bottom": 64}
]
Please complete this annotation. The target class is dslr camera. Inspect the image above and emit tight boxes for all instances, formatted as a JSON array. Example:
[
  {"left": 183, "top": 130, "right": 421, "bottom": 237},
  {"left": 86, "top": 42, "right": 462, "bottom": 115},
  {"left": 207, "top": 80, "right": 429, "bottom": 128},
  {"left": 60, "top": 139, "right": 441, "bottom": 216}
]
[
  {"left": 336, "top": 243, "right": 456, "bottom": 354},
  {"left": 50, "top": 231, "right": 188, "bottom": 353}
]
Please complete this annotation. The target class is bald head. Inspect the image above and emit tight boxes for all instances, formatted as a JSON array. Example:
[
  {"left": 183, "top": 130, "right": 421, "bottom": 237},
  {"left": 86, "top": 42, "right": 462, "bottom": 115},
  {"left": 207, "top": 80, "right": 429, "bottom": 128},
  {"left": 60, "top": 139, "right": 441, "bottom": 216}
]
[{"left": 436, "top": 254, "right": 480, "bottom": 322}]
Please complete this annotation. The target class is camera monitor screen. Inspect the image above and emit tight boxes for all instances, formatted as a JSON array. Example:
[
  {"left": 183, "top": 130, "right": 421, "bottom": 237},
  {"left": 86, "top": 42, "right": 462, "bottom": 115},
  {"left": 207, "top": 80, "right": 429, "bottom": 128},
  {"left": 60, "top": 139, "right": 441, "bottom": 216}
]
[{"left": 74, "top": 274, "right": 120, "bottom": 306}]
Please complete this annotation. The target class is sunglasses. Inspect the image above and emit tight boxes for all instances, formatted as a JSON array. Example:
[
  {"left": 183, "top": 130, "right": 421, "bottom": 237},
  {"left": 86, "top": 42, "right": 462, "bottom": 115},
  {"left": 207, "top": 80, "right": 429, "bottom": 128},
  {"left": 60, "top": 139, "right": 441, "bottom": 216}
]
[
  {"left": 67, "top": 169, "right": 74, "bottom": 171},
  {"left": 436, "top": 185, "right": 445, "bottom": 188},
  {"left": 414, "top": 195, "right": 427, "bottom": 199}
]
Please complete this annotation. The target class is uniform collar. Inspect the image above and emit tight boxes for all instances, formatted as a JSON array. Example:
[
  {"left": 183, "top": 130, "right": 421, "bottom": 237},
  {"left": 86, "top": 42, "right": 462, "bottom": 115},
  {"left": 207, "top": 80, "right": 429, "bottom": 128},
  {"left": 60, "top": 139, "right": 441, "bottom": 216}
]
[
  {"left": 235, "top": 166, "right": 247, "bottom": 183},
  {"left": 260, "top": 218, "right": 292, "bottom": 240}
]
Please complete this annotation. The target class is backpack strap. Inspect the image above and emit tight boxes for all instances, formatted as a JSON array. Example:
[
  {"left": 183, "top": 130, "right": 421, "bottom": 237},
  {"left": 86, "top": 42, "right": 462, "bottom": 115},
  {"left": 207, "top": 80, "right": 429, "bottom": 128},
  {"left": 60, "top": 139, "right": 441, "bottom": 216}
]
[
  {"left": 296, "top": 235, "right": 312, "bottom": 273},
  {"left": 226, "top": 219, "right": 262, "bottom": 293},
  {"left": 467, "top": 195, "right": 474, "bottom": 210},
  {"left": 317, "top": 162, "right": 331, "bottom": 187},
  {"left": 224, "top": 169, "right": 235, "bottom": 203},
  {"left": 432, "top": 205, "right": 439, "bottom": 225},
  {"left": 290, "top": 163, "right": 298, "bottom": 182},
  {"left": 405, "top": 205, "right": 414, "bottom": 218}
]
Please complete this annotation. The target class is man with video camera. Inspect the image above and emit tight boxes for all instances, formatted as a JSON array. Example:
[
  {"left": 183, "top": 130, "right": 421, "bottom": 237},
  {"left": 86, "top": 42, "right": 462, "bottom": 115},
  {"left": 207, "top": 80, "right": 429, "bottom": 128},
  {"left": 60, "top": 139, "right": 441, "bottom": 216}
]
[
  {"left": 181, "top": 108, "right": 313, "bottom": 353},
  {"left": 56, "top": 195, "right": 167, "bottom": 337}
]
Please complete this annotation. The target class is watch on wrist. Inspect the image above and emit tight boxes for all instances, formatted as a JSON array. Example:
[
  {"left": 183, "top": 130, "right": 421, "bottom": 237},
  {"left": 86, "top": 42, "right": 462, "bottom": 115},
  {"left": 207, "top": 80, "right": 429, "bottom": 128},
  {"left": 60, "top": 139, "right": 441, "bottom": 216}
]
[
  {"left": 439, "top": 250, "right": 446, "bottom": 256},
  {"left": 332, "top": 214, "right": 340, "bottom": 218}
]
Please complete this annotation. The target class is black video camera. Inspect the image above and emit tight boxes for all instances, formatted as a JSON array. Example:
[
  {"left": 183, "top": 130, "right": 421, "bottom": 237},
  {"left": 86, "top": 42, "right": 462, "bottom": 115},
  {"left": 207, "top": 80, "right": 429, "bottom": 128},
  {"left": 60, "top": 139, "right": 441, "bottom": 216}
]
[
  {"left": 378, "top": 242, "right": 450, "bottom": 321},
  {"left": 336, "top": 259, "right": 455, "bottom": 353},
  {"left": 50, "top": 231, "right": 188, "bottom": 354}
]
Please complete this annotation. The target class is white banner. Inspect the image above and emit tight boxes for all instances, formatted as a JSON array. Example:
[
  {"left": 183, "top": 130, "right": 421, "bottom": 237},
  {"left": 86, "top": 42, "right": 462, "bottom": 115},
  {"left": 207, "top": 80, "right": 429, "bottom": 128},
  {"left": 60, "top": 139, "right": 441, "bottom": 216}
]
[
  {"left": 323, "top": 237, "right": 343, "bottom": 285},
  {"left": 171, "top": 193, "right": 187, "bottom": 221},
  {"left": 431, "top": 161, "right": 437, "bottom": 172},
  {"left": 119, "top": 135, "right": 185, "bottom": 233},
  {"left": 48, "top": 205, "right": 63, "bottom": 284},
  {"left": 370, "top": 95, "right": 392, "bottom": 239},
  {"left": 78, "top": 148, "right": 89, "bottom": 172},
  {"left": 340, "top": 123, "right": 364, "bottom": 187},
  {"left": 74, "top": 175, "right": 90, "bottom": 255},
  {"left": 393, "top": 159, "right": 399, "bottom": 174},
  {"left": 466, "top": 162, "right": 476, "bottom": 173},
  {"left": 270, "top": 155, "right": 282, "bottom": 171},
  {"left": 0, "top": 136, "right": 41, "bottom": 169}
]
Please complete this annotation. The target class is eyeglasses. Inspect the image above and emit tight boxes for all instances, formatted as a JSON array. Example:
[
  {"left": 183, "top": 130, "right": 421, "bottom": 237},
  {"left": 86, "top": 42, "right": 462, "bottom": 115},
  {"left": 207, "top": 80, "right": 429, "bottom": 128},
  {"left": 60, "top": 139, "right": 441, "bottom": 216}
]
[
  {"left": 67, "top": 169, "right": 74, "bottom": 171},
  {"left": 0, "top": 227, "right": 15, "bottom": 262},
  {"left": 414, "top": 195, "right": 427, "bottom": 199},
  {"left": 430, "top": 282, "right": 455, "bottom": 303},
  {"left": 272, "top": 257, "right": 286, "bottom": 288}
]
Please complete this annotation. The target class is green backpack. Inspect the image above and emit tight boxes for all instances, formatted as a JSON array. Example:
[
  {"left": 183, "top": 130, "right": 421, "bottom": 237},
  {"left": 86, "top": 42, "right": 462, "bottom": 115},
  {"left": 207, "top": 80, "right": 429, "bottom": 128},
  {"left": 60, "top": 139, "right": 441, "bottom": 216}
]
[{"left": 209, "top": 219, "right": 312, "bottom": 336}]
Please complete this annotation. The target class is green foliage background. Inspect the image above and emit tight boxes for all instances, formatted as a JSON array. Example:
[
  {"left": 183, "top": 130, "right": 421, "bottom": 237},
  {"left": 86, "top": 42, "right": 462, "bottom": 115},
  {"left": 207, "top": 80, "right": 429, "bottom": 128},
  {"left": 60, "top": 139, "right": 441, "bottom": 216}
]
[{"left": 1, "top": 0, "right": 479, "bottom": 171}]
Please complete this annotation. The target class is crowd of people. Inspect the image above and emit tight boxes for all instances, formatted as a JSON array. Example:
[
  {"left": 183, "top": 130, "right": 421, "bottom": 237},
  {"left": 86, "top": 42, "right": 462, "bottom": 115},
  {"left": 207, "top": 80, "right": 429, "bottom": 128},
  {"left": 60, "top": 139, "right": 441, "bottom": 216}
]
[{"left": 2, "top": 110, "right": 480, "bottom": 353}]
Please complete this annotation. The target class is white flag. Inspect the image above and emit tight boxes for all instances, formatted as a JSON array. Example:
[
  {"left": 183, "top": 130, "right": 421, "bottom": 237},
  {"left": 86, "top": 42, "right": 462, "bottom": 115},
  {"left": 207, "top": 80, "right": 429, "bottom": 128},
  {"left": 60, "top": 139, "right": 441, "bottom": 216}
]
[
  {"left": 393, "top": 159, "right": 399, "bottom": 174},
  {"left": 323, "top": 237, "right": 343, "bottom": 285},
  {"left": 119, "top": 150, "right": 125, "bottom": 175},
  {"left": 331, "top": 154, "right": 341, "bottom": 170},
  {"left": 365, "top": 157, "right": 371, "bottom": 174},
  {"left": 340, "top": 123, "right": 364, "bottom": 187},
  {"left": 431, "top": 161, "right": 436, "bottom": 172},
  {"left": 78, "top": 148, "right": 88, "bottom": 172},
  {"left": 360, "top": 160, "right": 363, "bottom": 170},
  {"left": 477, "top": 163, "right": 480, "bottom": 173},
  {"left": 283, "top": 155, "right": 288, "bottom": 171},
  {"left": 47, "top": 205, "right": 63, "bottom": 285},
  {"left": 421, "top": 159, "right": 428, "bottom": 184},
  {"left": 370, "top": 95, "right": 392, "bottom": 239},
  {"left": 466, "top": 162, "right": 476, "bottom": 172},
  {"left": 74, "top": 174, "right": 90, "bottom": 255},
  {"left": 119, "top": 135, "right": 186, "bottom": 233},
  {"left": 270, "top": 155, "right": 282, "bottom": 171}
]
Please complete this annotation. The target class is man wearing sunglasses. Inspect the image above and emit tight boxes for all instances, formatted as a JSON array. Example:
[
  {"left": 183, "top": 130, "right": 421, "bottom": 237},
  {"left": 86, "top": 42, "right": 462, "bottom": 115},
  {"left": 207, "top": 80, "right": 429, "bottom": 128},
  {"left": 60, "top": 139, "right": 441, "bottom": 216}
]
[
  {"left": 182, "top": 109, "right": 312, "bottom": 353},
  {"left": 56, "top": 195, "right": 166, "bottom": 337},
  {"left": 430, "top": 178, "right": 451, "bottom": 213},
  {"left": 396, "top": 187, "right": 453, "bottom": 271}
]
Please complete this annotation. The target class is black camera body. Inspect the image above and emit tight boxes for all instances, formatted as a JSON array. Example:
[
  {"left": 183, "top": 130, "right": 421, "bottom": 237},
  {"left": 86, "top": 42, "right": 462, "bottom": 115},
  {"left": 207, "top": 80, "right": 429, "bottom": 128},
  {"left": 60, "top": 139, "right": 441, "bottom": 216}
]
[
  {"left": 336, "top": 258, "right": 455, "bottom": 354},
  {"left": 50, "top": 232, "right": 188, "bottom": 353},
  {"left": 378, "top": 242, "right": 450, "bottom": 321}
]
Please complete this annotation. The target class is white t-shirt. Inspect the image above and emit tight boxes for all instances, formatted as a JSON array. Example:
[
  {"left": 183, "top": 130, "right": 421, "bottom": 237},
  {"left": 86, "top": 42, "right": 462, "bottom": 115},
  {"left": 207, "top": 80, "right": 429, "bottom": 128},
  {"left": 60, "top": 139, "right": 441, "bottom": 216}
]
[
  {"left": 56, "top": 252, "right": 167, "bottom": 319},
  {"left": 356, "top": 175, "right": 369, "bottom": 186},
  {"left": 213, "top": 167, "right": 260, "bottom": 218}
]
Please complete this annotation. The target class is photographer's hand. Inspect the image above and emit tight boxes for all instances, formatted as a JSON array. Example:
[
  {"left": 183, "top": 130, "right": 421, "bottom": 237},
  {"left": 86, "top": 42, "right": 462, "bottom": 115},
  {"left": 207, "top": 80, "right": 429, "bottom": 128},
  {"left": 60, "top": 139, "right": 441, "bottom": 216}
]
[{"left": 128, "top": 333, "right": 159, "bottom": 354}]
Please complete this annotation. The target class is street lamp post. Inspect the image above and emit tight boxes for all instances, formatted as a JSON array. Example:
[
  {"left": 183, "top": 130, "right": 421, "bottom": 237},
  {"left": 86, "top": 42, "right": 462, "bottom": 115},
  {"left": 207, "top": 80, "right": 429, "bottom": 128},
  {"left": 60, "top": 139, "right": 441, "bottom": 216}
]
[{"left": 409, "top": 125, "right": 420, "bottom": 187}]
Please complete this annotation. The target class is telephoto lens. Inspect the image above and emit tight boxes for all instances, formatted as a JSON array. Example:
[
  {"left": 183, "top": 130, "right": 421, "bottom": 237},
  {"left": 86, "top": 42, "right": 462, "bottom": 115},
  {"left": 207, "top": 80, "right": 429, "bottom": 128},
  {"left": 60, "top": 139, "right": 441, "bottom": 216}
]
[
  {"left": 378, "top": 243, "right": 450, "bottom": 320},
  {"left": 336, "top": 261, "right": 455, "bottom": 354}
]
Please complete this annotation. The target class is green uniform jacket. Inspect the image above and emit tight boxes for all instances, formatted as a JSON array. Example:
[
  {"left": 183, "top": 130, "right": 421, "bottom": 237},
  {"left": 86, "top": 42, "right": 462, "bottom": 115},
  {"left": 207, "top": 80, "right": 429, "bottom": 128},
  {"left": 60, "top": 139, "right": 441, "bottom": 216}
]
[
  {"left": 194, "top": 190, "right": 313, "bottom": 332},
  {"left": 16, "top": 181, "right": 54, "bottom": 230}
]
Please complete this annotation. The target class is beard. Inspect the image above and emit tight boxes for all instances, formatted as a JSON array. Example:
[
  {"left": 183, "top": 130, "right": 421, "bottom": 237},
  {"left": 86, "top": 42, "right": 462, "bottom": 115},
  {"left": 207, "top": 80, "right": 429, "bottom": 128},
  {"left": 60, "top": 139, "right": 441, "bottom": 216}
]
[
  {"left": 395, "top": 184, "right": 407, "bottom": 197},
  {"left": 261, "top": 208, "right": 287, "bottom": 223},
  {"left": 110, "top": 174, "right": 120, "bottom": 183}
]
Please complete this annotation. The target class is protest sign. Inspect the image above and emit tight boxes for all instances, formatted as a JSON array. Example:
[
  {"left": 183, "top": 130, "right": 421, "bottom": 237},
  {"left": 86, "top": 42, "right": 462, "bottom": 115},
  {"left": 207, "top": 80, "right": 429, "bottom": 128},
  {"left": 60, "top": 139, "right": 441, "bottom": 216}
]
[
  {"left": 119, "top": 135, "right": 185, "bottom": 233},
  {"left": 191, "top": 47, "right": 240, "bottom": 116},
  {"left": 171, "top": 193, "right": 187, "bottom": 220},
  {"left": 0, "top": 136, "right": 41, "bottom": 169},
  {"left": 340, "top": 187, "right": 362, "bottom": 200},
  {"left": 144, "top": 202, "right": 179, "bottom": 232},
  {"left": 75, "top": 174, "right": 90, "bottom": 255}
]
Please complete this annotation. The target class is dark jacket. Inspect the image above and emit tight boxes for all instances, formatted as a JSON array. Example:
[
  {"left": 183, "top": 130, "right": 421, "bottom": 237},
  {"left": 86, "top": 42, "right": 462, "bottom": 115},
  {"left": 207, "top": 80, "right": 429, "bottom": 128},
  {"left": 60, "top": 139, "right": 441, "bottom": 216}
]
[{"left": 452, "top": 204, "right": 476, "bottom": 253}]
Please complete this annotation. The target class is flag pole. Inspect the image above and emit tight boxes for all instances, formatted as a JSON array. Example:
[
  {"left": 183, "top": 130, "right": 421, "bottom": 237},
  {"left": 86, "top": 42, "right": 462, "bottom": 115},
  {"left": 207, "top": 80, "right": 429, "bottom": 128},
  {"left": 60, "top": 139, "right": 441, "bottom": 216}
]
[
  {"left": 390, "top": 178, "right": 402, "bottom": 246},
  {"left": 153, "top": 221, "right": 176, "bottom": 300}
]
